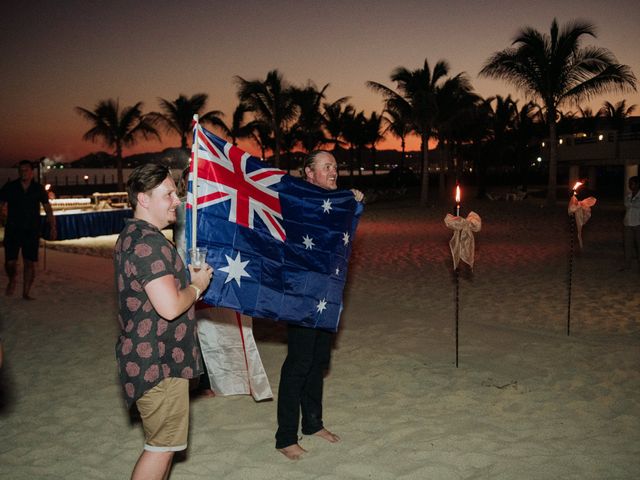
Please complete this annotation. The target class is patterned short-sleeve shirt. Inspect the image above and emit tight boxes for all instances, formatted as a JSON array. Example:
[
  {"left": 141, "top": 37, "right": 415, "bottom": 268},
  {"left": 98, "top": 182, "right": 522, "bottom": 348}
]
[{"left": 114, "top": 218, "right": 202, "bottom": 408}]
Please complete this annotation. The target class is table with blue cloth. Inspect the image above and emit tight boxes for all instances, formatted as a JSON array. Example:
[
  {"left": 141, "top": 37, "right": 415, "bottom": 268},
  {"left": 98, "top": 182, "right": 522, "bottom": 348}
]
[{"left": 41, "top": 208, "right": 132, "bottom": 240}]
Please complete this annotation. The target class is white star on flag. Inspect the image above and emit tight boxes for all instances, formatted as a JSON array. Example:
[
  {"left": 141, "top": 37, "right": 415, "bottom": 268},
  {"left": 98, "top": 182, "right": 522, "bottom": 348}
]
[
  {"left": 322, "top": 199, "right": 333, "bottom": 213},
  {"left": 335, "top": 267, "right": 340, "bottom": 275},
  {"left": 342, "top": 232, "right": 350, "bottom": 246},
  {"left": 316, "top": 298, "right": 327, "bottom": 313},
  {"left": 302, "top": 235, "right": 315, "bottom": 250},
  {"left": 219, "top": 252, "right": 251, "bottom": 286}
]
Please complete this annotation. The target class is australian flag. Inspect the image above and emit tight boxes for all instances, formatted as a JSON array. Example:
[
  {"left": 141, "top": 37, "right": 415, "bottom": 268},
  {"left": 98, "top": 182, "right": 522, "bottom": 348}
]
[{"left": 186, "top": 124, "right": 363, "bottom": 332}]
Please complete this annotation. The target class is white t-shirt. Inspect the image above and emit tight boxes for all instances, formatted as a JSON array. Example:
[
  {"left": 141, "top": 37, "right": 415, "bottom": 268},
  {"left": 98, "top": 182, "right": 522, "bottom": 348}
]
[{"left": 624, "top": 191, "right": 640, "bottom": 227}]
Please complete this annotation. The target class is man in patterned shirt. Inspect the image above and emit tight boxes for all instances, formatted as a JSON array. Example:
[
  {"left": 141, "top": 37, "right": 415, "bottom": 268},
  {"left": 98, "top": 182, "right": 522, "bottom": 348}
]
[{"left": 114, "top": 163, "right": 213, "bottom": 480}]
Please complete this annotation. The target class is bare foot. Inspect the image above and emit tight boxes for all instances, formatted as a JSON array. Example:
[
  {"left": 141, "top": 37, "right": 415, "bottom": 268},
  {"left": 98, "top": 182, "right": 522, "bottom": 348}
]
[
  {"left": 314, "top": 428, "right": 341, "bottom": 443},
  {"left": 278, "top": 443, "right": 307, "bottom": 460},
  {"left": 200, "top": 388, "right": 216, "bottom": 398},
  {"left": 23, "top": 294, "right": 35, "bottom": 301}
]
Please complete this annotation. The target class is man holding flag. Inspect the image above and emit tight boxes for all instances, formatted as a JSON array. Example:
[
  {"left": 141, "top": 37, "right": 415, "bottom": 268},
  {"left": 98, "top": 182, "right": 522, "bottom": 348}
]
[
  {"left": 187, "top": 122, "right": 363, "bottom": 460},
  {"left": 275, "top": 151, "right": 363, "bottom": 460},
  {"left": 114, "top": 163, "right": 213, "bottom": 480}
]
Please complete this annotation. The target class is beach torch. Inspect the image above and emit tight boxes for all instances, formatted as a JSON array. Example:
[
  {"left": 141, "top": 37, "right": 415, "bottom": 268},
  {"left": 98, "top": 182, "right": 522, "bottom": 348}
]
[
  {"left": 444, "top": 183, "right": 481, "bottom": 367},
  {"left": 566, "top": 181, "right": 597, "bottom": 336},
  {"left": 567, "top": 181, "right": 582, "bottom": 336}
]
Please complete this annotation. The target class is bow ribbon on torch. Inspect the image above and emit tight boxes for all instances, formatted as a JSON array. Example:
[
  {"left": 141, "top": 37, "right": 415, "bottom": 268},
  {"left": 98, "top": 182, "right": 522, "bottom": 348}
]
[
  {"left": 444, "top": 211, "right": 482, "bottom": 269},
  {"left": 568, "top": 195, "right": 597, "bottom": 248}
]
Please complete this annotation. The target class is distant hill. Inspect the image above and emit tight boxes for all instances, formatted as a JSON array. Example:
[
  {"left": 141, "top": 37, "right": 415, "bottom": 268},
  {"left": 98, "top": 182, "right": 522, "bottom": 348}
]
[{"left": 70, "top": 148, "right": 190, "bottom": 169}]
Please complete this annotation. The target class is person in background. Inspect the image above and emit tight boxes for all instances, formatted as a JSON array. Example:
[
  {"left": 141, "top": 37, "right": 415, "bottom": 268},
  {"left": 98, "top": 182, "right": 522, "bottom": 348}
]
[
  {"left": 114, "top": 163, "right": 212, "bottom": 480},
  {"left": 276, "top": 150, "right": 364, "bottom": 460},
  {"left": 0, "top": 160, "right": 56, "bottom": 299},
  {"left": 623, "top": 175, "right": 640, "bottom": 271}
]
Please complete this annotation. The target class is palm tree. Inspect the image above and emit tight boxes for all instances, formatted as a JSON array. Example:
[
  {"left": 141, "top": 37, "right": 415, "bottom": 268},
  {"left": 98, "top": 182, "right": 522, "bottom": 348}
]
[
  {"left": 466, "top": 99, "right": 494, "bottom": 199},
  {"left": 599, "top": 100, "right": 637, "bottom": 132},
  {"left": 341, "top": 110, "right": 367, "bottom": 183},
  {"left": 434, "top": 75, "right": 479, "bottom": 193},
  {"left": 154, "top": 94, "right": 226, "bottom": 150},
  {"left": 512, "top": 101, "right": 541, "bottom": 190},
  {"left": 322, "top": 98, "right": 354, "bottom": 154},
  {"left": 361, "top": 111, "right": 385, "bottom": 176},
  {"left": 75, "top": 98, "right": 159, "bottom": 190},
  {"left": 247, "top": 120, "right": 274, "bottom": 161},
  {"left": 235, "top": 70, "right": 298, "bottom": 168},
  {"left": 290, "top": 82, "right": 329, "bottom": 153},
  {"left": 599, "top": 99, "right": 637, "bottom": 161},
  {"left": 368, "top": 59, "right": 462, "bottom": 205},
  {"left": 382, "top": 98, "right": 412, "bottom": 171},
  {"left": 480, "top": 18, "right": 636, "bottom": 204},
  {"left": 486, "top": 95, "right": 518, "bottom": 170},
  {"left": 210, "top": 103, "right": 258, "bottom": 147}
]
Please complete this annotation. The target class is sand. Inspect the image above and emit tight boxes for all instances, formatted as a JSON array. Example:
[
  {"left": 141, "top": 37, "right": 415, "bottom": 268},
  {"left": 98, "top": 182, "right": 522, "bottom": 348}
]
[{"left": 1, "top": 195, "right": 639, "bottom": 479}]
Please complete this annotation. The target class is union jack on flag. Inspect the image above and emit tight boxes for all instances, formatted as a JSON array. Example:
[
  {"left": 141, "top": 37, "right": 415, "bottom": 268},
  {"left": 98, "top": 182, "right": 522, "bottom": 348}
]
[
  {"left": 189, "top": 124, "right": 287, "bottom": 241},
  {"left": 186, "top": 123, "right": 363, "bottom": 331}
]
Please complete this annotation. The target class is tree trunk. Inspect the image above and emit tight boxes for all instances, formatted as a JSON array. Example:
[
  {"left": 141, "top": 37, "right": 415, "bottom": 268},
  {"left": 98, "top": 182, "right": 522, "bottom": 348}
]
[
  {"left": 116, "top": 144, "right": 124, "bottom": 192},
  {"left": 419, "top": 132, "right": 430, "bottom": 206},
  {"left": 545, "top": 113, "right": 558, "bottom": 206},
  {"left": 273, "top": 125, "right": 281, "bottom": 168}
]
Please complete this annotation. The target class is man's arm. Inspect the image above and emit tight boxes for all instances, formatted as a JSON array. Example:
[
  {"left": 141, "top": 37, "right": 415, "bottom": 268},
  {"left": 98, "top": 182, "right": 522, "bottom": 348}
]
[
  {"left": 43, "top": 202, "right": 57, "bottom": 240},
  {"left": 0, "top": 201, "right": 6, "bottom": 226},
  {"left": 144, "top": 264, "right": 212, "bottom": 320}
]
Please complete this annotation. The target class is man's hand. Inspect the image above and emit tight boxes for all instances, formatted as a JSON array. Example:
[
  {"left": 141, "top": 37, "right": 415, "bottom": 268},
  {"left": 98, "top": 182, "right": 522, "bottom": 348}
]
[
  {"left": 189, "top": 263, "right": 213, "bottom": 294},
  {"left": 350, "top": 189, "right": 364, "bottom": 202}
]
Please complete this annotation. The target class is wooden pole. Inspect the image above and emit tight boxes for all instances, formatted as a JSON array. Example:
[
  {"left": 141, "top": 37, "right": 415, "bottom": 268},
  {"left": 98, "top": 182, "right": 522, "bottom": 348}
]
[
  {"left": 455, "top": 266, "right": 459, "bottom": 367},
  {"left": 567, "top": 211, "right": 575, "bottom": 336},
  {"left": 191, "top": 114, "right": 200, "bottom": 251}
]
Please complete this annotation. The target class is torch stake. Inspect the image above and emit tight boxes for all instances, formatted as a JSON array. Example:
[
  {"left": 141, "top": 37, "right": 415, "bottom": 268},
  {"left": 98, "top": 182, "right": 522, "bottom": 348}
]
[
  {"left": 567, "top": 212, "right": 575, "bottom": 336},
  {"left": 455, "top": 266, "right": 459, "bottom": 367}
]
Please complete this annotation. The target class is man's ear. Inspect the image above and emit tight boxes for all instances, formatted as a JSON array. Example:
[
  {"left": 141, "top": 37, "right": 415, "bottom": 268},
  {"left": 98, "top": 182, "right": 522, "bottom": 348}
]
[
  {"left": 137, "top": 191, "right": 150, "bottom": 209},
  {"left": 304, "top": 166, "right": 313, "bottom": 180}
]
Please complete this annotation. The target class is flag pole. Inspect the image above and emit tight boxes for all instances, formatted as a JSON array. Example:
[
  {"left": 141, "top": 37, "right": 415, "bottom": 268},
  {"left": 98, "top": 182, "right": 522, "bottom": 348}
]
[{"left": 191, "top": 114, "right": 200, "bottom": 251}]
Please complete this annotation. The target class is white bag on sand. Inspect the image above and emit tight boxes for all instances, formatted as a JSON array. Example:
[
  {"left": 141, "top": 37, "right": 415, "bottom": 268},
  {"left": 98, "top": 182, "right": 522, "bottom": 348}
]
[{"left": 197, "top": 307, "right": 273, "bottom": 401}]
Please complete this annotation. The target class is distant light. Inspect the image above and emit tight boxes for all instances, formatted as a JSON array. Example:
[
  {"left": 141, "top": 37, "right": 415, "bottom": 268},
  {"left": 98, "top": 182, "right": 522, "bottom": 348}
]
[
  {"left": 559, "top": 139, "right": 564, "bottom": 145},
  {"left": 537, "top": 157, "right": 542, "bottom": 163},
  {"left": 45, "top": 184, "right": 51, "bottom": 191},
  {"left": 83, "top": 175, "right": 89, "bottom": 180},
  {"left": 541, "top": 141, "right": 546, "bottom": 147},
  {"left": 598, "top": 134, "right": 604, "bottom": 141}
]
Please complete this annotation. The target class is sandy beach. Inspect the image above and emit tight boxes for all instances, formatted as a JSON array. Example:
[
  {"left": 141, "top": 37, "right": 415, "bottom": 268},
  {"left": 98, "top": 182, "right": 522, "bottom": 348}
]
[{"left": 1, "top": 195, "right": 639, "bottom": 479}]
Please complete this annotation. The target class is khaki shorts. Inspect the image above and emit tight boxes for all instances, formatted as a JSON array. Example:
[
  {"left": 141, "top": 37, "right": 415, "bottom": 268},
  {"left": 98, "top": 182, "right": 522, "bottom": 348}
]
[{"left": 136, "top": 377, "right": 190, "bottom": 452}]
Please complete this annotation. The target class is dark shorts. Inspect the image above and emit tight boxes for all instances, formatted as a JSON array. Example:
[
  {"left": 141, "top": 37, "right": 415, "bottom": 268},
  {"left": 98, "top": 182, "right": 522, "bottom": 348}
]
[{"left": 3, "top": 228, "right": 40, "bottom": 262}]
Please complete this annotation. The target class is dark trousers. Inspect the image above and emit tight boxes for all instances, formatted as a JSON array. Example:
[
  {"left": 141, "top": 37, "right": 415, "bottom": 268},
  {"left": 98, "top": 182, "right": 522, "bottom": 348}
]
[{"left": 275, "top": 324, "right": 332, "bottom": 449}]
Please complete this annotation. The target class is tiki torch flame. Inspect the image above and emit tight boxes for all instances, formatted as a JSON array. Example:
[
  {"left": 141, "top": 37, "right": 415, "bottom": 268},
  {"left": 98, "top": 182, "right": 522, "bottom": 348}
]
[
  {"left": 455, "top": 185, "right": 461, "bottom": 204},
  {"left": 572, "top": 181, "right": 583, "bottom": 192}
]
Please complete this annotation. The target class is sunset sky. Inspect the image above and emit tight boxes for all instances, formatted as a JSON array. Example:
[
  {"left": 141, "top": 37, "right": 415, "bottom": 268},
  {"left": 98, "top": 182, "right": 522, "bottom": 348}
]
[{"left": 1, "top": 0, "right": 638, "bottom": 167}]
